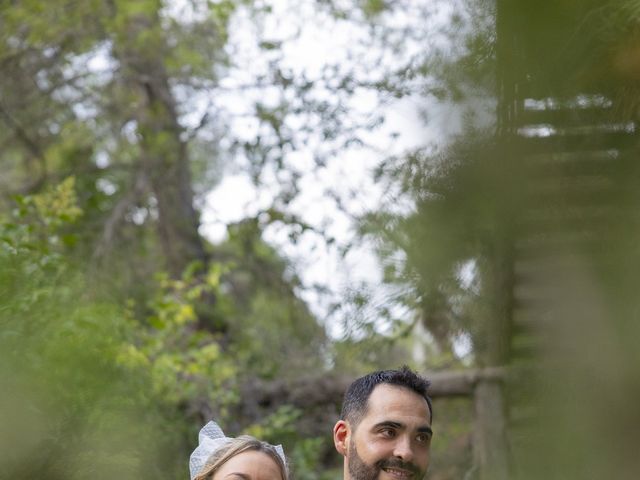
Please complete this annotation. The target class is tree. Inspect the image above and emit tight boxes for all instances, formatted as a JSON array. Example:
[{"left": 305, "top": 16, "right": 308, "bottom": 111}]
[
  {"left": 1, "top": 2, "right": 333, "bottom": 477},
  {"left": 0, "top": 0, "right": 235, "bottom": 281}
]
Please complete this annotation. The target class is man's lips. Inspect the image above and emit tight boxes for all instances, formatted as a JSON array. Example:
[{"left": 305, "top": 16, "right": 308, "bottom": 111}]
[
  {"left": 376, "top": 460, "right": 421, "bottom": 479},
  {"left": 381, "top": 466, "right": 415, "bottom": 478}
]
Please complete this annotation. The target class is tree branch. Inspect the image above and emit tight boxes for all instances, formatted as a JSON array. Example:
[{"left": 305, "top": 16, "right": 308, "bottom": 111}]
[
  {"left": 0, "top": 102, "right": 47, "bottom": 169},
  {"left": 92, "top": 168, "right": 150, "bottom": 262}
]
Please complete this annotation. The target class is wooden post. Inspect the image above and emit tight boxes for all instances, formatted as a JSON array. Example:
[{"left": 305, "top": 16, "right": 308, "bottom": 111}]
[{"left": 473, "top": 377, "right": 510, "bottom": 480}]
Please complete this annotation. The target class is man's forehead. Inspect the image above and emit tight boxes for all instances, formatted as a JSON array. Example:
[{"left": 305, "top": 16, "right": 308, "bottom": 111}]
[{"left": 364, "top": 384, "right": 431, "bottom": 424}]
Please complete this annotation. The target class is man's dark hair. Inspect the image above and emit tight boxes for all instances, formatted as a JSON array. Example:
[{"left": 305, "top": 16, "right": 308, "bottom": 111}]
[{"left": 340, "top": 365, "right": 432, "bottom": 426}]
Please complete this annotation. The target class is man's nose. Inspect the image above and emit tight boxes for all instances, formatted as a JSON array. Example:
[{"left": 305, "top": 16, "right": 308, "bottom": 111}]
[{"left": 392, "top": 435, "right": 414, "bottom": 461}]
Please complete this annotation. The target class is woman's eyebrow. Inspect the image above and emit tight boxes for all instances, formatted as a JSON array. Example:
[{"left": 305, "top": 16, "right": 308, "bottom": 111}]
[{"left": 225, "top": 473, "right": 251, "bottom": 480}]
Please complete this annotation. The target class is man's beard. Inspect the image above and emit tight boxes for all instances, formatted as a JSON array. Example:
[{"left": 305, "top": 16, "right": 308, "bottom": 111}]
[{"left": 347, "top": 440, "right": 425, "bottom": 480}]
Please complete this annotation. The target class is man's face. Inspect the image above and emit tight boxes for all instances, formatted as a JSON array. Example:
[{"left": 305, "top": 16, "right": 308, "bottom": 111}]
[{"left": 337, "top": 384, "right": 432, "bottom": 480}]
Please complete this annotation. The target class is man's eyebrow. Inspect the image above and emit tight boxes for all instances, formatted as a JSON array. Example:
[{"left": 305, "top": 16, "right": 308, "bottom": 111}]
[
  {"left": 372, "top": 420, "right": 403, "bottom": 430},
  {"left": 372, "top": 421, "right": 433, "bottom": 437}
]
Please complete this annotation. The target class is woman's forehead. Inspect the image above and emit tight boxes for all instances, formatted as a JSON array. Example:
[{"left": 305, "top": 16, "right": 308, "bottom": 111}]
[{"left": 215, "top": 450, "right": 282, "bottom": 480}]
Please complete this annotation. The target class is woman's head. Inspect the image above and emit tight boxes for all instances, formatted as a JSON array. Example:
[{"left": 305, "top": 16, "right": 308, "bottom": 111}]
[
  {"left": 190, "top": 422, "right": 288, "bottom": 480},
  {"left": 194, "top": 436, "right": 288, "bottom": 480}
]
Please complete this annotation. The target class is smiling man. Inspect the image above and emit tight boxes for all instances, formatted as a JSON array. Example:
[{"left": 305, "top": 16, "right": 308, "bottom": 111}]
[{"left": 333, "top": 366, "right": 433, "bottom": 480}]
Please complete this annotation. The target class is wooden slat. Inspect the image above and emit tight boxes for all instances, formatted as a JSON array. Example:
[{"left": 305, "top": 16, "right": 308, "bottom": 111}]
[
  {"left": 519, "top": 130, "right": 637, "bottom": 154},
  {"left": 517, "top": 106, "right": 617, "bottom": 127}
]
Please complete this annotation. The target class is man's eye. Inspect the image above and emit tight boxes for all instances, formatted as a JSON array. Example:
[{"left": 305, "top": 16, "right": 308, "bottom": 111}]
[
  {"left": 416, "top": 433, "right": 431, "bottom": 443},
  {"left": 380, "top": 428, "right": 396, "bottom": 437}
]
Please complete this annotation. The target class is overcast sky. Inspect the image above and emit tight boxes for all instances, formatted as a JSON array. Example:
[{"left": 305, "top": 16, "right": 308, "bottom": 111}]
[{"left": 167, "top": 0, "right": 466, "bottom": 338}]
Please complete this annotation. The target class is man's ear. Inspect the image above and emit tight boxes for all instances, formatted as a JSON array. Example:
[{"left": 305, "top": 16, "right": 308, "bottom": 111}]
[{"left": 333, "top": 419, "right": 350, "bottom": 456}]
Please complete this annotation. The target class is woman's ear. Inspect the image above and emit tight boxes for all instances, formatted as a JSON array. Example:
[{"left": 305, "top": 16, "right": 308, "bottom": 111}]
[{"left": 333, "top": 420, "right": 350, "bottom": 456}]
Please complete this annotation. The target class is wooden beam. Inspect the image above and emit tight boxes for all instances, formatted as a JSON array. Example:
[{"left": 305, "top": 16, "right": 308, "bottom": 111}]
[
  {"left": 426, "top": 367, "right": 507, "bottom": 397},
  {"left": 249, "top": 367, "right": 507, "bottom": 412}
]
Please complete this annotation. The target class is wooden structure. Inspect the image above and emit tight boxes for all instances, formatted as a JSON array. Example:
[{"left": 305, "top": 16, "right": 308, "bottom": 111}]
[{"left": 492, "top": 1, "right": 637, "bottom": 479}]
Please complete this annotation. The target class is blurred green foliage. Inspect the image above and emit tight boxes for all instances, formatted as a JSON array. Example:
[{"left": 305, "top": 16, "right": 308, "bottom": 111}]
[
  {"left": 0, "top": 181, "right": 181, "bottom": 479},
  {"left": 5, "top": 0, "right": 640, "bottom": 479},
  {"left": 0, "top": 178, "right": 330, "bottom": 479}
]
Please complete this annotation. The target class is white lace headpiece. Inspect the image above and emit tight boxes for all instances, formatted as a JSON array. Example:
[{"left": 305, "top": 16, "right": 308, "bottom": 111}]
[{"left": 189, "top": 421, "right": 286, "bottom": 480}]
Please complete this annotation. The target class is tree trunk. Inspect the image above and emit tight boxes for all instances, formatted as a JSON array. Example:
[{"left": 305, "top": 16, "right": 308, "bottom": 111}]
[
  {"left": 138, "top": 72, "right": 208, "bottom": 278},
  {"left": 113, "top": 6, "right": 208, "bottom": 278}
]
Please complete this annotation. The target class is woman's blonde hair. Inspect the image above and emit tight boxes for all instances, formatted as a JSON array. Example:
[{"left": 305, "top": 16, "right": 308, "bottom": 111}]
[{"left": 193, "top": 435, "right": 288, "bottom": 480}]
